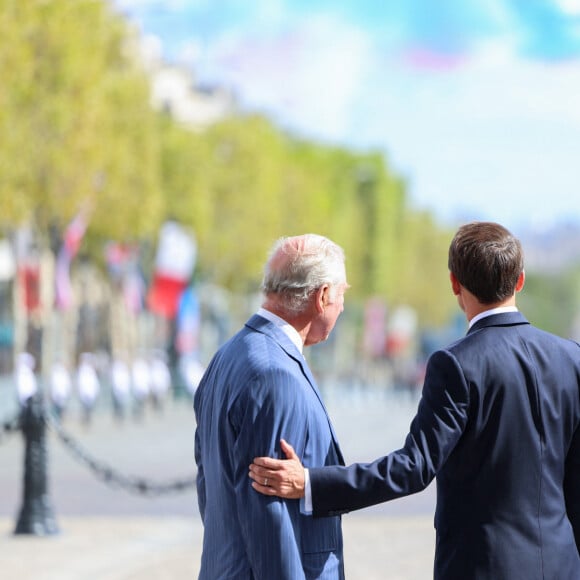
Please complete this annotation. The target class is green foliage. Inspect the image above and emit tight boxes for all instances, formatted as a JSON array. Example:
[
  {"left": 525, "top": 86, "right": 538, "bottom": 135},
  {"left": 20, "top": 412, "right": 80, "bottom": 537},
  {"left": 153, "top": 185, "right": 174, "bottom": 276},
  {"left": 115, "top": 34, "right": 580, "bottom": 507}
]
[
  {"left": 388, "top": 211, "right": 457, "bottom": 326},
  {"left": 0, "top": 0, "right": 457, "bottom": 329},
  {"left": 518, "top": 267, "right": 580, "bottom": 338},
  {"left": 0, "top": 0, "right": 162, "bottom": 237}
]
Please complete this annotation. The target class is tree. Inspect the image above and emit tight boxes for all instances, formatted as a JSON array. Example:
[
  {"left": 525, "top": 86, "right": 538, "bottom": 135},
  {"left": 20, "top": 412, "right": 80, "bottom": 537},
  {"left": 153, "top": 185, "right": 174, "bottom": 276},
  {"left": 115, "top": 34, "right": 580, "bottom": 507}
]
[{"left": 0, "top": 0, "right": 163, "bottom": 244}]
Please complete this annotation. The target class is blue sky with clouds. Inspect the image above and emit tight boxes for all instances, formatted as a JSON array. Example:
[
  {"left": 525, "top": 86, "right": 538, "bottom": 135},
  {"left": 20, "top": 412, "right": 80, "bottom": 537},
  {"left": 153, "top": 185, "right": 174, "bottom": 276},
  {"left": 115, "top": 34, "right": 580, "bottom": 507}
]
[{"left": 113, "top": 0, "right": 580, "bottom": 232}]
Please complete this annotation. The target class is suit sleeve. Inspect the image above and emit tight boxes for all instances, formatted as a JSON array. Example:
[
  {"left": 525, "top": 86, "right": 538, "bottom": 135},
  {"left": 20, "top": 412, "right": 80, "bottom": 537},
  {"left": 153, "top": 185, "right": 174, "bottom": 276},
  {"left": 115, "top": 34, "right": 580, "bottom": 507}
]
[
  {"left": 194, "top": 420, "right": 206, "bottom": 522},
  {"left": 232, "top": 369, "right": 310, "bottom": 580},
  {"left": 310, "top": 349, "right": 470, "bottom": 516},
  {"left": 564, "top": 423, "right": 580, "bottom": 551}
]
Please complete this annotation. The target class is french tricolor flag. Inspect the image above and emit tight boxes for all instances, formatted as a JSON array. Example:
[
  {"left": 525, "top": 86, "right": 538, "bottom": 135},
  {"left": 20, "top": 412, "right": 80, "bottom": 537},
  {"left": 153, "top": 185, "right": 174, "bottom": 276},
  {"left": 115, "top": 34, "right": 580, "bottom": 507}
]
[{"left": 147, "top": 221, "right": 197, "bottom": 319}]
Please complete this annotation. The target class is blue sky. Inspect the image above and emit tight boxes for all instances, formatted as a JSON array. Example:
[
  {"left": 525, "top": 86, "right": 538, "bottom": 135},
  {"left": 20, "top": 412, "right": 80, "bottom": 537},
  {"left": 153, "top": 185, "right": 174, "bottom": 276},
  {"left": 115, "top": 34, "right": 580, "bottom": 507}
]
[{"left": 113, "top": 0, "right": 580, "bottom": 232}]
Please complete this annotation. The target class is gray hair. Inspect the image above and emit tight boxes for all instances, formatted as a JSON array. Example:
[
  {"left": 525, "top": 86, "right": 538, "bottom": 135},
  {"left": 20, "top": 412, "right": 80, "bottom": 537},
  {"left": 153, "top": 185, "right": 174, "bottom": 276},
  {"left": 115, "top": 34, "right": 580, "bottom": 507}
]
[{"left": 261, "top": 234, "right": 346, "bottom": 315}]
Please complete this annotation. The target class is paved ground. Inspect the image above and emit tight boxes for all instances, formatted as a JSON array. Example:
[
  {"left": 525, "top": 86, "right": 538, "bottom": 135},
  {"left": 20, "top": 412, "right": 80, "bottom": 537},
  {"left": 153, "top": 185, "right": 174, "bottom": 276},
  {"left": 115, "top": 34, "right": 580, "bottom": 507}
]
[
  {"left": 1, "top": 381, "right": 436, "bottom": 579},
  {"left": 0, "top": 515, "right": 435, "bottom": 580}
]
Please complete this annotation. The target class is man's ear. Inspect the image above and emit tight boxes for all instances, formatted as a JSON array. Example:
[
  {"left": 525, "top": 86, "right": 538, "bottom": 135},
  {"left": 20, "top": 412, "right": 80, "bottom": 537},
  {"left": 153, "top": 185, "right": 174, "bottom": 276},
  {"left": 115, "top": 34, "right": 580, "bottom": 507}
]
[
  {"left": 450, "top": 272, "right": 461, "bottom": 296},
  {"left": 314, "top": 285, "right": 328, "bottom": 313},
  {"left": 515, "top": 271, "right": 525, "bottom": 293}
]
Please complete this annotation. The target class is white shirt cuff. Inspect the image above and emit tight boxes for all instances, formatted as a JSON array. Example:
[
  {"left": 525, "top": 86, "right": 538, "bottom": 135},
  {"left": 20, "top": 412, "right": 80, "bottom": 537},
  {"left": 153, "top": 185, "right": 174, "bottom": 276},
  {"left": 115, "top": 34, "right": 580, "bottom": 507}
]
[{"left": 301, "top": 467, "right": 313, "bottom": 514}]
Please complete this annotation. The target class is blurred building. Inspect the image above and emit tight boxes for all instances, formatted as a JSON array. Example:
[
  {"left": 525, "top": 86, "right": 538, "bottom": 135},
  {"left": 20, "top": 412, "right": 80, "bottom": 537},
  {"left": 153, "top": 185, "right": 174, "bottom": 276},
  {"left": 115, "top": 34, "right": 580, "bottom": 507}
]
[
  {"left": 128, "top": 27, "right": 236, "bottom": 131},
  {"left": 519, "top": 222, "right": 580, "bottom": 274},
  {"left": 150, "top": 65, "right": 235, "bottom": 130}
]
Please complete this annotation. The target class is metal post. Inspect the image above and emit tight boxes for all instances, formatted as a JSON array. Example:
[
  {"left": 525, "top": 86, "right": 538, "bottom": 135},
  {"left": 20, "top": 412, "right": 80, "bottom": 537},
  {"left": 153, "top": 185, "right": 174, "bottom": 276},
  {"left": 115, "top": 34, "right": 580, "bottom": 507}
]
[{"left": 14, "top": 393, "right": 59, "bottom": 535}]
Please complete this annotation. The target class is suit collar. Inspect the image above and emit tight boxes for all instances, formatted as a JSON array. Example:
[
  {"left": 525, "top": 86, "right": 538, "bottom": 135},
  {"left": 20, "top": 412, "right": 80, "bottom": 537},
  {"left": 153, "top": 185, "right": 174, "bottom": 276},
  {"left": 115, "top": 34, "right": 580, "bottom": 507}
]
[
  {"left": 256, "top": 307, "right": 303, "bottom": 353},
  {"left": 245, "top": 314, "right": 304, "bottom": 360},
  {"left": 245, "top": 314, "right": 319, "bottom": 390},
  {"left": 467, "top": 310, "right": 530, "bottom": 334},
  {"left": 468, "top": 305, "right": 518, "bottom": 329}
]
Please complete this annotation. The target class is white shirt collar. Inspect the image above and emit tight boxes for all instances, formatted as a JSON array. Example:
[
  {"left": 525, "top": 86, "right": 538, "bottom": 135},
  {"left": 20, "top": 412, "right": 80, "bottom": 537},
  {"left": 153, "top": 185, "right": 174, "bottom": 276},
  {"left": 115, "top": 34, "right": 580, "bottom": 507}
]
[
  {"left": 469, "top": 306, "right": 518, "bottom": 329},
  {"left": 257, "top": 308, "right": 304, "bottom": 354}
]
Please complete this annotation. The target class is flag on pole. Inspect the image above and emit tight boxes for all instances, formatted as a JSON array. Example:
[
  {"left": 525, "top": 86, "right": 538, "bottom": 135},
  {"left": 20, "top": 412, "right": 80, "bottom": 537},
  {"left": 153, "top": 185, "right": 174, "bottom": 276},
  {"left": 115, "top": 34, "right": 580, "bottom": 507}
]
[
  {"left": 14, "top": 228, "right": 42, "bottom": 315},
  {"left": 55, "top": 212, "right": 88, "bottom": 310},
  {"left": 105, "top": 242, "right": 145, "bottom": 314},
  {"left": 147, "top": 221, "right": 196, "bottom": 319}
]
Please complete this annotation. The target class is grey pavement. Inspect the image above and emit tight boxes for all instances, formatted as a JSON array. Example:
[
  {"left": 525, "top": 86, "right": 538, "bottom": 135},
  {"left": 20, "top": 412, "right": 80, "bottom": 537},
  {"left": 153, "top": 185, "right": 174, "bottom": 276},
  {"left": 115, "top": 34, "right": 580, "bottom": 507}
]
[
  {"left": 0, "top": 515, "right": 435, "bottom": 580},
  {"left": 1, "top": 381, "right": 436, "bottom": 579}
]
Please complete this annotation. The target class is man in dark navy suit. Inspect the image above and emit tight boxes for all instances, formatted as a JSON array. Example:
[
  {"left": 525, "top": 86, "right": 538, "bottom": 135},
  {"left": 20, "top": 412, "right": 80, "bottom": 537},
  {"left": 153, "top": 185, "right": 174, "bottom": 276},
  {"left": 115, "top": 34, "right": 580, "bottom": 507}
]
[
  {"left": 250, "top": 221, "right": 580, "bottom": 579},
  {"left": 195, "top": 234, "right": 348, "bottom": 579}
]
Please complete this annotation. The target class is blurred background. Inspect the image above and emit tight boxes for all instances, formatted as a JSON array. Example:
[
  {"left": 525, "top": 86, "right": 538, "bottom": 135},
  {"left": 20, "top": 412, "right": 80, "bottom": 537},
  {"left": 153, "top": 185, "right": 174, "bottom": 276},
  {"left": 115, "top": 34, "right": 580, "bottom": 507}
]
[
  {"left": 1, "top": 0, "right": 580, "bottom": 409},
  {"left": 1, "top": 2, "right": 580, "bottom": 574}
]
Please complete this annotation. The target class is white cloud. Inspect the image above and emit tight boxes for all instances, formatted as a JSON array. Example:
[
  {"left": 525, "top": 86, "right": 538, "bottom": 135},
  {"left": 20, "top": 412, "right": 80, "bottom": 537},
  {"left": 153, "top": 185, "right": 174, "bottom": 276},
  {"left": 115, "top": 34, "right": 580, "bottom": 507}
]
[
  {"left": 340, "top": 39, "right": 580, "bottom": 228},
  {"left": 553, "top": 0, "right": 580, "bottom": 15},
  {"left": 198, "top": 13, "right": 374, "bottom": 141}
]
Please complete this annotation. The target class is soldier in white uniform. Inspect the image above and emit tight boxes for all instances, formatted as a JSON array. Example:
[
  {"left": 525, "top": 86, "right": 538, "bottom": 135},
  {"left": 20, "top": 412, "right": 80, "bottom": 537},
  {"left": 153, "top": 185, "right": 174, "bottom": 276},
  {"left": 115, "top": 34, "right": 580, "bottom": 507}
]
[
  {"left": 50, "top": 360, "right": 72, "bottom": 419},
  {"left": 76, "top": 353, "right": 100, "bottom": 425},
  {"left": 15, "top": 352, "right": 37, "bottom": 406}
]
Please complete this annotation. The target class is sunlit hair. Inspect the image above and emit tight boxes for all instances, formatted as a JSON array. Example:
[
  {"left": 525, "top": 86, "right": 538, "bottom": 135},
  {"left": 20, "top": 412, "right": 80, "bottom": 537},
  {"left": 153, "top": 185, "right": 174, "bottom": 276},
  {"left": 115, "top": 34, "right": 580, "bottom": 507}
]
[
  {"left": 448, "top": 221, "right": 524, "bottom": 304},
  {"left": 261, "top": 234, "right": 347, "bottom": 315}
]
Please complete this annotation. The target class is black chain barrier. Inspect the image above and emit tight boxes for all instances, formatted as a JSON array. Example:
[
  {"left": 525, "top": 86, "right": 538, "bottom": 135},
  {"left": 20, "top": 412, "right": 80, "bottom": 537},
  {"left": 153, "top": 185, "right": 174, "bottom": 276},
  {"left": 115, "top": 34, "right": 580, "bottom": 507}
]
[{"left": 44, "top": 407, "right": 196, "bottom": 497}]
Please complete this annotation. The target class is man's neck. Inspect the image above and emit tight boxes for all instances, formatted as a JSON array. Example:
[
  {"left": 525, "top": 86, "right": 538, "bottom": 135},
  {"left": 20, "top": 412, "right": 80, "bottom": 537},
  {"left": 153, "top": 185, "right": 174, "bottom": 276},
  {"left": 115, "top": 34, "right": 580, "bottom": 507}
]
[
  {"left": 460, "top": 286, "right": 517, "bottom": 323},
  {"left": 260, "top": 302, "right": 311, "bottom": 346}
]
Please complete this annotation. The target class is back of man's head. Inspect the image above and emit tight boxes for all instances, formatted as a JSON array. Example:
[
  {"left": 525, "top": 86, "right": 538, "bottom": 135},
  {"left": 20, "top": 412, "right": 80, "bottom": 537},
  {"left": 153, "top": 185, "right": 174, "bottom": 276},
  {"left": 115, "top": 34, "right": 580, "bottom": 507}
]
[
  {"left": 262, "top": 234, "right": 346, "bottom": 316},
  {"left": 448, "top": 221, "right": 524, "bottom": 304}
]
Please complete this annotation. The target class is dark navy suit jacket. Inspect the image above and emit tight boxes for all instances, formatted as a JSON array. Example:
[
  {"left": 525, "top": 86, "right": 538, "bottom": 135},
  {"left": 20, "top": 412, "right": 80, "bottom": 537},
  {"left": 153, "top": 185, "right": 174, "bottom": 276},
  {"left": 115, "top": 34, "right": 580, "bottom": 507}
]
[
  {"left": 309, "top": 312, "right": 580, "bottom": 579},
  {"left": 195, "top": 314, "right": 345, "bottom": 579}
]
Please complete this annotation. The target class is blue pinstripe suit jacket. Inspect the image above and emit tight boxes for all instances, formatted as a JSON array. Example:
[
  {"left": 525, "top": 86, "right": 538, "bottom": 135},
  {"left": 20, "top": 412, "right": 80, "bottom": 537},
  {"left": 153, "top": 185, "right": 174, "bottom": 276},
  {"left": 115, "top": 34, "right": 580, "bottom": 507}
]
[{"left": 194, "top": 314, "right": 345, "bottom": 579}]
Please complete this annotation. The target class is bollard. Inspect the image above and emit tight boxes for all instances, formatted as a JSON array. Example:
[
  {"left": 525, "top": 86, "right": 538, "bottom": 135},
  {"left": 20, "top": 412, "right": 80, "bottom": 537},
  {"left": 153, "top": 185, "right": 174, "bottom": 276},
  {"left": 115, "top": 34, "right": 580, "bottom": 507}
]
[{"left": 14, "top": 393, "right": 59, "bottom": 536}]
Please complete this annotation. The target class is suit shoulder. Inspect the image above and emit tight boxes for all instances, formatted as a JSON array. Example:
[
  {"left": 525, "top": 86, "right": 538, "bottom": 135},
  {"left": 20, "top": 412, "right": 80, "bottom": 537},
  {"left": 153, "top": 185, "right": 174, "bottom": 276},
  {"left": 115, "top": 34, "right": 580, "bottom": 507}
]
[
  {"left": 443, "top": 321, "right": 580, "bottom": 365},
  {"left": 212, "top": 328, "right": 304, "bottom": 388},
  {"left": 523, "top": 325, "right": 580, "bottom": 359}
]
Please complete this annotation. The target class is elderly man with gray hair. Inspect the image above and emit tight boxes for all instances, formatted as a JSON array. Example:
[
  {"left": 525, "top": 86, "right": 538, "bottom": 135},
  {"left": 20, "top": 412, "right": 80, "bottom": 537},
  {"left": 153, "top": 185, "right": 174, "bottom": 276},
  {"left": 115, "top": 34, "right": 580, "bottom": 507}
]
[{"left": 194, "top": 233, "right": 349, "bottom": 579}]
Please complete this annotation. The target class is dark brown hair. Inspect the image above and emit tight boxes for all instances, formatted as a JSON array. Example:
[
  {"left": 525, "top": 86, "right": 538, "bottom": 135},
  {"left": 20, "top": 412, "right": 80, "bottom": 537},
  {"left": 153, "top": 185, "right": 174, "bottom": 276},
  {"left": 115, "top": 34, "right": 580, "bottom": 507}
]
[{"left": 448, "top": 221, "right": 524, "bottom": 304}]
